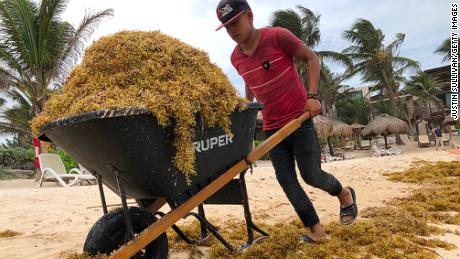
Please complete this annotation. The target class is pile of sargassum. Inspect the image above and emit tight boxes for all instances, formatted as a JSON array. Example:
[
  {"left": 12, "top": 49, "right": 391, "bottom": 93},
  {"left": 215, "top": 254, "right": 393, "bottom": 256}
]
[{"left": 32, "top": 31, "right": 246, "bottom": 178}]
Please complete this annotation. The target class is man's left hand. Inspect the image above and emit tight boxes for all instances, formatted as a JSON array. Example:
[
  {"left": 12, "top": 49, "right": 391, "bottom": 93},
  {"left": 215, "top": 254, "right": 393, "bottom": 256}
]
[{"left": 305, "top": 99, "right": 322, "bottom": 117}]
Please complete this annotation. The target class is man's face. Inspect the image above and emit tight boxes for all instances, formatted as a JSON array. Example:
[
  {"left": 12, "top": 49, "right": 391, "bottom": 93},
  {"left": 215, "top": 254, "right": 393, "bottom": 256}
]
[{"left": 224, "top": 10, "right": 253, "bottom": 44}]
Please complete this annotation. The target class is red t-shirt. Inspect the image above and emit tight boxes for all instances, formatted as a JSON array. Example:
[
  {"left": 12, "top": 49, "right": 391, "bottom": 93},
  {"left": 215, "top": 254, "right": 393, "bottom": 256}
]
[{"left": 231, "top": 27, "right": 307, "bottom": 130}]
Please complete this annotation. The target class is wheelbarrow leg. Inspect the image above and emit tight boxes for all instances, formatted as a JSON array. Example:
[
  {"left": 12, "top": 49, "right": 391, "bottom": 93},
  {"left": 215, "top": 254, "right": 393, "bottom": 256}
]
[
  {"left": 238, "top": 170, "right": 269, "bottom": 252},
  {"left": 155, "top": 206, "right": 234, "bottom": 251},
  {"left": 96, "top": 174, "right": 108, "bottom": 215},
  {"left": 110, "top": 165, "right": 135, "bottom": 240},
  {"left": 197, "top": 204, "right": 209, "bottom": 241},
  {"left": 185, "top": 211, "right": 235, "bottom": 252}
]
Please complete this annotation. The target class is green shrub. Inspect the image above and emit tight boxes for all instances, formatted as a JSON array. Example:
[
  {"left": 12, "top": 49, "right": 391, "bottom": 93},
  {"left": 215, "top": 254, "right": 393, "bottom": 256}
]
[{"left": 0, "top": 147, "right": 34, "bottom": 169}]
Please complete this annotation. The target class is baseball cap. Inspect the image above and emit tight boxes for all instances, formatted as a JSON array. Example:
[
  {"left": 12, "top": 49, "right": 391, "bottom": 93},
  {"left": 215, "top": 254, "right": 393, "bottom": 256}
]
[{"left": 215, "top": 0, "right": 251, "bottom": 31}]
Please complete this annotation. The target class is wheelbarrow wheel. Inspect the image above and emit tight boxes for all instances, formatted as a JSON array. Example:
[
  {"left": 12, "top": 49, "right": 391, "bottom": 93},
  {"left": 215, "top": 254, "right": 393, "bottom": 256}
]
[{"left": 83, "top": 207, "right": 168, "bottom": 258}]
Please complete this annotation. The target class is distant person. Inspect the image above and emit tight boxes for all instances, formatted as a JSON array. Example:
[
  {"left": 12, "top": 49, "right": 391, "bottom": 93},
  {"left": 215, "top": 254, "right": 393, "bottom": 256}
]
[
  {"left": 434, "top": 126, "right": 443, "bottom": 150},
  {"left": 215, "top": 0, "right": 357, "bottom": 243}
]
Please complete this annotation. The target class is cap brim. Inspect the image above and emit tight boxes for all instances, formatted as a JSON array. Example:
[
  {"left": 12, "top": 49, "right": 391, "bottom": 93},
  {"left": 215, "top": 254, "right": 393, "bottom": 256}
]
[{"left": 215, "top": 10, "right": 245, "bottom": 31}]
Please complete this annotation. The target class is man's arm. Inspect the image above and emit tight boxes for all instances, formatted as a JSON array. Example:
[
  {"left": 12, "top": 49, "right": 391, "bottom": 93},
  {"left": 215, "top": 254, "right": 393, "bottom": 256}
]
[
  {"left": 292, "top": 44, "right": 321, "bottom": 117},
  {"left": 245, "top": 84, "right": 255, "bottom": 101},
  {"left": 293, "top": 45, "right": 320, "bottom": 94}
]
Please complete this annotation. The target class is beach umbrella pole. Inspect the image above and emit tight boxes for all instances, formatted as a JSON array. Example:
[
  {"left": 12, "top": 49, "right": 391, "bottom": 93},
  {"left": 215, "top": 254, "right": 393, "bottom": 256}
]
[{"left": 327, "top": 137, "right": 334, "bottom": 156}]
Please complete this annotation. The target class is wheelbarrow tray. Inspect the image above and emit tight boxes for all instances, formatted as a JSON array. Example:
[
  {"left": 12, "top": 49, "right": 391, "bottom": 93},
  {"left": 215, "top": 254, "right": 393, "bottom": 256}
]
[{"left": 39, "top": 103, "right": 262, "bottom": 199}]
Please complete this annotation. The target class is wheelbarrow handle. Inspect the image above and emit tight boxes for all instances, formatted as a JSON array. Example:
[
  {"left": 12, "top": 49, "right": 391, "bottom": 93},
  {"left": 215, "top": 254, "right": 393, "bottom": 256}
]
[
  {"left": 247, "top": 111, "right": 311, "bottom": 162},
  {"left": 110, "top": 111, "right": 311, "bottom": 259}
]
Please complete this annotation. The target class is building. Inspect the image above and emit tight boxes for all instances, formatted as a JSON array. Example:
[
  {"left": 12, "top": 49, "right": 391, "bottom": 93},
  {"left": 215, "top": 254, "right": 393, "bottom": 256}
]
[{"left": 424, "top": 65, "right": 451, "bottom": 116}]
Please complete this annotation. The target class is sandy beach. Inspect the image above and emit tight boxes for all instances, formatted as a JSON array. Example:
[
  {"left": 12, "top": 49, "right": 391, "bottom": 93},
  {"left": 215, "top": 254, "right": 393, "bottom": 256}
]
[{"left": 0, "top": 146, "right": 459, "bottom": 259}]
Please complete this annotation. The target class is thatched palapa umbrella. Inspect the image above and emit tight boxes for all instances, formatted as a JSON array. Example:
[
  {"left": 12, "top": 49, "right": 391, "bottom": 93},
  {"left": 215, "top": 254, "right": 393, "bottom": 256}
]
[
  {"left": 350, "top": 122, "right": 365, "bottom": 130},
  {"left": 313, "top": 115, "right": 335, "bottom": 155},
  {"left": 331, "top": 119, "right": 353, "bottom": 137},
  {"left": 313, "top": 115, "right": 333, "bottom": 138},
  {"left": 361, "top": 114, "right": 409, "bottom": 149}
]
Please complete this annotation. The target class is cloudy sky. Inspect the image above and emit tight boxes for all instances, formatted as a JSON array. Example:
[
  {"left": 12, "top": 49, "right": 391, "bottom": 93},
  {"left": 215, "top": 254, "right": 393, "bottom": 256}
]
[{"left": 60, "top": 0, "right": 451, "bottom": 95}]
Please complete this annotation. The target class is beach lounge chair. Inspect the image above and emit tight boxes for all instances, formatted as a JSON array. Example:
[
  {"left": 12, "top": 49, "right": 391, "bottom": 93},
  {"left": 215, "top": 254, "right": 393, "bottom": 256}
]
[
  {"left": 325, "top": 154, "right": 344, "bottom": 162},
  {"left": 417, "top": 135, "right": 431, "bottom": 147},
  {"left": 386, "top": 148, "right": 401, "bottom": 156},
  {"left": 359, "top": 140, "right": 371, "bottom": 150},
  {"left": 74, "top": 164, "right": 97, "bottom": 185},
  {"left": 442, "top": 133, "right": 450, "bottom": 146},
  {"left": 452, "top": 135, "right": 460, "bottom": 148},
  {"left": 38, "top": 154, "right": 80, "bottom": 187},
  {"left": 344, "top": 141, "right": 355, "bottom": 151},
  {"left": 371, "top": 142, "right": 387, "bottom": 157}
]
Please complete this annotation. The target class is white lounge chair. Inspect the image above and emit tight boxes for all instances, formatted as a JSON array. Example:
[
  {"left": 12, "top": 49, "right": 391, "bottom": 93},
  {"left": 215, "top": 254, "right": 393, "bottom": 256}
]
[
  {"left": 386, "top": 148, "right": 401, "bottom": 156},
  {"left": 359, "top": 140, "right": 371, "bottom": 150},
  {"left": 325, "top": 154, "right": 344, "bottom": 162},
  {"left": 38, "top": 154, "right": 80, "bottom": 187},
  {"left": 371, "top": 142, "right": 387, "bottom": 157},
  {"left": 418, "top": 135, "right": 431, "bottom": 147},
  {"left": 344, "top": 141, "right": 355, "bottom": 151},
  {"left": 72, "top": 164, "right": 97, "bottom": 185},
  {"left": 452, "top": 135, "right": 460, "bottom": 148},
  {"left": 442, "top": 133, "right": 450, "bottom": 146}
]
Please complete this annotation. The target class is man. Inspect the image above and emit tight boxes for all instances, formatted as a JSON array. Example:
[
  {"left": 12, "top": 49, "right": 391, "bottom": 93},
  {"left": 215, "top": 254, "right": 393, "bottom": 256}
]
[
  {"left": 434, "top": 126, "right": 443, "bottom": 150},
  {"left": 215, "top": 0, "right": 358, "bottom": 243}
]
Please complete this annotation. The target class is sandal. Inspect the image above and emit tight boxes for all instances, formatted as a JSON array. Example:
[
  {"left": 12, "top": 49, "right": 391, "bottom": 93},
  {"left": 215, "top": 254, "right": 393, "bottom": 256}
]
[
  {"left": 340, "top": 187, "right": 358, "bottom": 225},
  {"left": 300, "top": 235, "right": 317, "bottom": 244}
]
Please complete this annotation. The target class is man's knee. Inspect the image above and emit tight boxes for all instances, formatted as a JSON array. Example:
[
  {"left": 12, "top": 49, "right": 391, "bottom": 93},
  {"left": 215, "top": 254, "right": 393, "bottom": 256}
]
[{"left": 299, "top": 167, "right": 322, "bottom": 187}]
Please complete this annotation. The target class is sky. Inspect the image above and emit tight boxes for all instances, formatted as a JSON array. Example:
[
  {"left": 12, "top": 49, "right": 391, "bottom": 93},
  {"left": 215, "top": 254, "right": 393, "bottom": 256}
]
[
  {"left": 0, "top": 0, "right": 453, "bottom": 144},
  {"left": 59, "top": 0, "right": 451, "bottom": 94}
]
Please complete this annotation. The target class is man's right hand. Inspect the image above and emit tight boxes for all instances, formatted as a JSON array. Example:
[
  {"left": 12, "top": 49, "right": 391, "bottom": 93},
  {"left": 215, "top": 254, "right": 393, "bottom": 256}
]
[{"left": 304, "top": 98, "right": 321, "bottom": 117}]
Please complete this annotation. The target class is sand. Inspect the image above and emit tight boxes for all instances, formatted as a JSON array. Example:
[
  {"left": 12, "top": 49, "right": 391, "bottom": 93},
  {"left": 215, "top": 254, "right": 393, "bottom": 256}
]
[{"left": 0, "top": 146, "right": 459, "bottom": 258}]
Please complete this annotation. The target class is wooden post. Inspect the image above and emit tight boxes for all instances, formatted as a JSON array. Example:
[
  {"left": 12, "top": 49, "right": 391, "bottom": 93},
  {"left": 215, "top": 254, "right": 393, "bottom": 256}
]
[{"left": 110, "top": 112, "right": 311, "bottom": 259}]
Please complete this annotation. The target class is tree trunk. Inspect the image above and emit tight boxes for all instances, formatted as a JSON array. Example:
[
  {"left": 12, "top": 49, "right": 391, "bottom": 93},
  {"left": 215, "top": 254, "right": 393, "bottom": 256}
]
[
  {"left": 321, "top": 99, "right": 327, "bottom": 116},
  {"left": 327, "top": 137, "right": 334, "bottom": 156},
  {"left": 381, "top": 70, "right": 405, "bottom": 145},
  {"left": 384, "top": 135, "right": 388, "bottom": 150},
  {"left": 395, "top": 134, "right": 404, "bottom": 145},
  {"left": 381, "top": 70, "right": 399, "bottom": 113}
]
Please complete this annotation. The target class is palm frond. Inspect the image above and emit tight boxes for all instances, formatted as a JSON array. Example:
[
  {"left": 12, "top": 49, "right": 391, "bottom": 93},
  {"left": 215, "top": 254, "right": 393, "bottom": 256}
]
[
  {"left": 296, "top": 5, "right": 321, "bottom": 48},
  {"left": 385, "top": 33, "right": 405, "bottom": 53},
  {"left": 342, "top": 18, "right": 383, "bottom": 53},
  {"left": 392, "top": 56, "right": 420, "bottom": 73},
  {"left": 50, "top": 8, "right": 113, "bottom": 84},
  {"left": 317, "top": 50, "right": 353, "bottom": 72},
  {"left": 0, "top": 0, "right": 33, "bottom": 69},
  {"left": 271, "top": 9, "right": 303, "bottom": 40},
  {"left": 270, "top": 5, "right": 321, "bottom": 48},
  {"left": 434, "top": 38, "right": 452, "bottom": 62}
]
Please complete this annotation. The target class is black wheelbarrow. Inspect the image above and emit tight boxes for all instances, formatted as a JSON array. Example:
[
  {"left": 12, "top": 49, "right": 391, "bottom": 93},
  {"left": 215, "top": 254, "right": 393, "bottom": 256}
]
[{"left": 39, "top": 102, "right": 311, "bottom": 258}]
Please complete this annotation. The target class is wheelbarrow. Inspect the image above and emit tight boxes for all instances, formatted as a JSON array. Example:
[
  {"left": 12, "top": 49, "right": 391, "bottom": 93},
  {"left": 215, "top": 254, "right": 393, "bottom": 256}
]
[{"left": 39, "top": 102, "right": 311, "bottom": 258}]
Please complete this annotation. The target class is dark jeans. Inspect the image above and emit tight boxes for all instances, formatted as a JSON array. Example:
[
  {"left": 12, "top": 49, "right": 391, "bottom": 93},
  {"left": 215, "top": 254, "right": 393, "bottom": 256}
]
[{"left": 264, "top": 118, "right": 343, "bottom": 228}]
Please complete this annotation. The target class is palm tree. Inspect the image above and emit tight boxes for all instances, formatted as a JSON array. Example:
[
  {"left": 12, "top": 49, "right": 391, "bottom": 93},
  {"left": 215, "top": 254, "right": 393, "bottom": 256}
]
[
  {"left": 343, "top": 19, "right": 420, "bottom": 114},
  {"left": 434, "top": 38, "right": 453, "bottom": 63},
  {"left": 270, "top": 5, "right": 352, "bottom": 88},
  {"left": 0, "top": 91, "right": 34, "bottom": 147},
  {"left": 336, "top": 94, "right": 370, "bottom": 125},
  {"left": 0, "top": 0, "right": 113, "bottom": 116},
  {"left": 404, "top": 72, "right": 445, "bottom": 115},
  {"left": 318, "top": 63, "right": 353, "bottom": 117}
]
